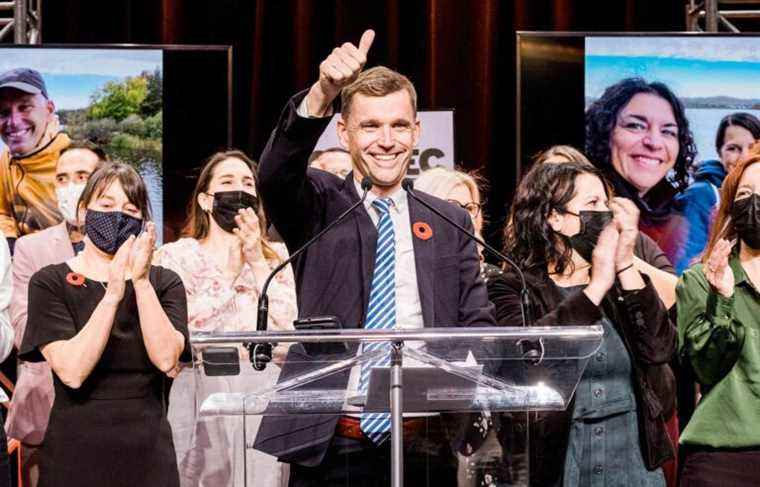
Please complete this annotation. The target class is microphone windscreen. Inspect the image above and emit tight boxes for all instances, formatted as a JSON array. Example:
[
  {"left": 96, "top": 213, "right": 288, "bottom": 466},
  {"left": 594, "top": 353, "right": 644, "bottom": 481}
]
[
  {"left": 401, "top": 178, "right": 414, "bottom": 191},
  {"left": 361, "top": 176, "right": 373, "bottom": 191}
]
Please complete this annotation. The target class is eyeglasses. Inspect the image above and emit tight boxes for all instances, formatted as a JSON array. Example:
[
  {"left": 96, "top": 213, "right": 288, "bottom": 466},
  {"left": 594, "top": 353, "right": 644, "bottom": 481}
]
[{"left": 447, "top": 199, "right": 481, "bottom": 218}]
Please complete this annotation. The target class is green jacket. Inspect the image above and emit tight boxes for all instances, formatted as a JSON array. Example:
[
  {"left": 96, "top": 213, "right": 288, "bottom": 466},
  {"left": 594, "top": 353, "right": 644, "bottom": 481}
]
[{"left": 677, "top": 257, "right": 760, "bottom": 448}]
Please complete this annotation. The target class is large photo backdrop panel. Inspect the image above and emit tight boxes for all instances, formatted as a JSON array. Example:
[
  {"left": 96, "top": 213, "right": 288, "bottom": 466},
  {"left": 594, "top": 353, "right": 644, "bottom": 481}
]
[
  {"left": 0, "top": 47, "right": 164, "bottom": 238},
  {"left": 0, "top": 45, "right": 232, "bottom": 244},
  {"left": 518, "top": 33, "right": 760, "bottom": 274}
]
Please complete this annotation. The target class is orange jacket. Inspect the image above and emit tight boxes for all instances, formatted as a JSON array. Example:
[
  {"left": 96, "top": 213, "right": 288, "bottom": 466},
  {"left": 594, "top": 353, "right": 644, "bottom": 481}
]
[{"left": 0, "top": 131, "right": 70, "bottom": 238}]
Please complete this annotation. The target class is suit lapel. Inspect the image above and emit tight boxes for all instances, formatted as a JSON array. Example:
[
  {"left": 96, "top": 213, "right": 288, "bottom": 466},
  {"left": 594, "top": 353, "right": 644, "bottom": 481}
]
[
  {"left": 51, "top": 222, "right": 75, "bottom": 260},
  {"left": 408, "top": 197, "right": 435, "bottom": 326},
  {"left": 341, "top": 174, "right": 376, "bottom": 329}
]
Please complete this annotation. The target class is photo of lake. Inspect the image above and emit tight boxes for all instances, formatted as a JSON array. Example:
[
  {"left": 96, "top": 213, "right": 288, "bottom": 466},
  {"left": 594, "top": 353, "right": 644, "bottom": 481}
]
[{"left": 687, "top": 108, "right": 760, "bottom": 163}]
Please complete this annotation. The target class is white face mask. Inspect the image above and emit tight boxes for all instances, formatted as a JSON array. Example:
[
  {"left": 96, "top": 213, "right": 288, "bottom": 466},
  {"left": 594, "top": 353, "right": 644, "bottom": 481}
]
[{"left": 55, "top": 182, "right": 86, "bottom": 225}]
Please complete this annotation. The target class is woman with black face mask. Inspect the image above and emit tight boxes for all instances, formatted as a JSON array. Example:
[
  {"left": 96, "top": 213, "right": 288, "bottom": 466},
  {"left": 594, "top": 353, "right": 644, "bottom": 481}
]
[
  {"left": 677, "top": 153, "right": 760, "bottom": 486},
  {"left": 487, "top": 161, "right": 676, "bottom": 487},
  {"left": 18, "top": 162, "right": 189, "bottom": 487},
  {"left": 154, "top": 150, "right": 296, "bottom": 487}
]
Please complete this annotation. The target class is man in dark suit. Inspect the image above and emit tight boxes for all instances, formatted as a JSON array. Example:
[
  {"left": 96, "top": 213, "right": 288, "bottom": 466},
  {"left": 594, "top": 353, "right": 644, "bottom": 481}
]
[{"left": 255, "top": 29, "right": 494, "bottom": 486}]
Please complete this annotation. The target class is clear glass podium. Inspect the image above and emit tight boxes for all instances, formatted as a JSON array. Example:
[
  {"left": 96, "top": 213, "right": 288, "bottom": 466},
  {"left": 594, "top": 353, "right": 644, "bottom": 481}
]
[{"left": 189, "top": 326, "right": 603, "bottom": 487}]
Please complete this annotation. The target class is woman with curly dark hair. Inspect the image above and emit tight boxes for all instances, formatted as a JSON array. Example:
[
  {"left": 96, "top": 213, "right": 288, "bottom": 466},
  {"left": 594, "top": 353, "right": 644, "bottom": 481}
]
[
  {"left": 586, "top": 77, "right": 697, "bottom": 271},
  {"left": 488, "top": 161, "right": 676, "bottom": 486}
]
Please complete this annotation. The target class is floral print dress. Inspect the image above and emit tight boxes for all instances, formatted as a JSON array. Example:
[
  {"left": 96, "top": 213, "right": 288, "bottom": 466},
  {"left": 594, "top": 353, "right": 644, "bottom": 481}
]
[{"left": 154, "top": 238, "right": 297, "bottom": 487}]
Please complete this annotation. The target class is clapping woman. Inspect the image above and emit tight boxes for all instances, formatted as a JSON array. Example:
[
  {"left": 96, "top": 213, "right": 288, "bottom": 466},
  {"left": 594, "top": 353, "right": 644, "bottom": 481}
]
[
  {"left": 489, "top": 161, "right": 675, "bottom": 486},
  {"left": 677, "top": 153, "right": 760, "bottom": 486},
  {"left": 19, "top": 163, "right": 188, "bottom": 487},
  {"left": 154, "top": 150, "right": 297, "bottom": 487}
]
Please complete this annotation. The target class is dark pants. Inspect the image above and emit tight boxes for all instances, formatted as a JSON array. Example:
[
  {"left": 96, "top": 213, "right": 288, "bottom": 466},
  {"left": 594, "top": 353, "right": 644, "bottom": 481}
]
[
  {"left": 289, "top": 418, "right": 457, "bottom": 487},
  {"left": 680, "top": 446, "right": 760, "bottom": 487}
]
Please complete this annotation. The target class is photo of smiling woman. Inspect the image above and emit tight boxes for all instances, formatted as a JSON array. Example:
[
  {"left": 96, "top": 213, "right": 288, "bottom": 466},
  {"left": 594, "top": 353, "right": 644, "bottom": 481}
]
[
  {"left": 18, "top": 162, "right": 189, "bottom": 487},
  {"left": 677, "top": 151, "right": 760, "bottom": 486},
  {"left": 586, "top": 77, "right": 698, "bottom": 272},
  {"left": 153, "top": 150, "right": 296, "bottom": 487}
]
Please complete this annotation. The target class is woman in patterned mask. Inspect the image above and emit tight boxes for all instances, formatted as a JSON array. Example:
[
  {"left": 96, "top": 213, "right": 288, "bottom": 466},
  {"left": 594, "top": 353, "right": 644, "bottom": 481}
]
[{"left": 19, "top": 162, "right": 189, "bottom": 487}]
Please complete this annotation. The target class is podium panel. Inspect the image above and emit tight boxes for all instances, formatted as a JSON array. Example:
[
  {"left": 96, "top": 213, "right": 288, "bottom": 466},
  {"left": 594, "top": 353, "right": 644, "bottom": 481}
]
[{"left": 188, "top": 326, "right": 602, "bottom": 486}]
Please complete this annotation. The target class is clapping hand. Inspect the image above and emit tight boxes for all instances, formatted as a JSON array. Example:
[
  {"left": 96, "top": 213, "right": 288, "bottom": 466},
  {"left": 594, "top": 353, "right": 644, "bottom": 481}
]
[
  {"left": 129, "top": 222, "right": 156, "bottom": 283},
  {"left": 704, "top": 239, "right": 735, "bottom": 298},
  {"left": 585, "top": 223, "right": 619, "bottom": 305},
  {"left": 306, "top": 29, "right": 375, "bottom": 115},
  {"left": 609, "top": 197, "right": 639, "bottom": 270},
  {"left": 106, "top": 235, "right": 135, "bottom": 303},
  {"left": 233, "top": 207, "right": 266, "bottom": 266}
]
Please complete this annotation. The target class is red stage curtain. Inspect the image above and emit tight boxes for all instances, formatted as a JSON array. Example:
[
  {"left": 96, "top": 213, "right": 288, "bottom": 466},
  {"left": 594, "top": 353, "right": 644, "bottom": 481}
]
[{"left": 41, "top": 0, "right": 684, "bottom": 243}]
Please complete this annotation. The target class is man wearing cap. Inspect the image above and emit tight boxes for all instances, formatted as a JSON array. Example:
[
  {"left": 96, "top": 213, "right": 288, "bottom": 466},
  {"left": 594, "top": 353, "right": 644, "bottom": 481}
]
[{"left": 0, "top": 68, "right": 70, "bottom": 249}]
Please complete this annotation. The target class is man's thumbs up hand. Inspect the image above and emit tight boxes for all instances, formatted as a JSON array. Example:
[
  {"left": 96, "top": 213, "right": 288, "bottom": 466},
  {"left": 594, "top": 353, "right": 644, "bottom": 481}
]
[{"left": 306, "top": 29, "right": 375, "bottom": 117}]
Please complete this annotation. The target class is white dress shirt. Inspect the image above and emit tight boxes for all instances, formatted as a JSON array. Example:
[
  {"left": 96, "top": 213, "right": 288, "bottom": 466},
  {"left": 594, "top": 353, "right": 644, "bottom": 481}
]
[{"left": 343, "top": 180, "right": 437, "bottom": 415}]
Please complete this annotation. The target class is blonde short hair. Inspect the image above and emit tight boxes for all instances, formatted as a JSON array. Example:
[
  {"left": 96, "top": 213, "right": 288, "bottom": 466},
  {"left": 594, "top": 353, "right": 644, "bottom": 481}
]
[
  {"left": 414, "top": 166, "right": 481, "bottom": 203},
  {"left": 534, "top": 145, "right": 593, "bottom": 166},
  {"left": 341, "top": 66, "right": 417, "bottom": 120}
]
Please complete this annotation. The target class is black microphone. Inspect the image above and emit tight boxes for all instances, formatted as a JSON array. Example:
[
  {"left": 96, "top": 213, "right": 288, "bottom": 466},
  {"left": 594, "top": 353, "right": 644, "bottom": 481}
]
[
  {"left": 249, "top": 176, "right": 374, "bottom": 370},
  {"left": 401, "top": 179, "right": 533, "bottom": 329}
]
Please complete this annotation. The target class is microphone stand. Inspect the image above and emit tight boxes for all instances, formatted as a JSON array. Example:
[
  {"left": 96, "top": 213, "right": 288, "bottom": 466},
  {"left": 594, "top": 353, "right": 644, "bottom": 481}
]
[
  {"left": 402, "top": 179, "right": 533, "bottom": 328},
  {"left": 249, "top": 176, "right": 374, "bottom": 370}
]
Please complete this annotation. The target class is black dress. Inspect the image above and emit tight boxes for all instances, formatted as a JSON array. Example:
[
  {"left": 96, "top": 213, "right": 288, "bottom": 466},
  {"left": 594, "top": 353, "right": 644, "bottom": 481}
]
[{"left": 19, "top": 262, "right": 189, "bottom": 487}]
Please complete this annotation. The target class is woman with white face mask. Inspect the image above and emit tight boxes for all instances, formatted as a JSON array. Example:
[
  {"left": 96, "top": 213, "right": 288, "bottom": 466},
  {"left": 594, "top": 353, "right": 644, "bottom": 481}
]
[{"left": 154, "top": 150, "right": 297, "bottom": 487}]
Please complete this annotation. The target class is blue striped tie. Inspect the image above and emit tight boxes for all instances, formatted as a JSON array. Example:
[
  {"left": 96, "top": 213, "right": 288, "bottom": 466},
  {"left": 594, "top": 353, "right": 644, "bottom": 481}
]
[{"left": 359, "top": 197, "right": 396, "bottom": 444}]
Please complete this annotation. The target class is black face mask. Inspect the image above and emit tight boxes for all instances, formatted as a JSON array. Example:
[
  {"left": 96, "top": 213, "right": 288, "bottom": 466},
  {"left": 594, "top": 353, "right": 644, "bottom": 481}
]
[
  {"left": 85, "top": 209, "right": 143, "bottom": 255},
  {"left": 560, "top": 210, "right": 614, "bottom": 263},
  {"left": 210, "top": 190, "right": 259, "bottom": 233},
  {"left": 732, "top": 194, "right": 760, "bottom": 250}
]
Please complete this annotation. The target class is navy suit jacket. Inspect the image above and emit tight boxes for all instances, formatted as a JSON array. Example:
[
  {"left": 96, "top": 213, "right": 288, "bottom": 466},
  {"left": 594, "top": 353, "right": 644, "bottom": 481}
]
[{"left": 254, "top": 90, "right": 494, "bottom": 466}]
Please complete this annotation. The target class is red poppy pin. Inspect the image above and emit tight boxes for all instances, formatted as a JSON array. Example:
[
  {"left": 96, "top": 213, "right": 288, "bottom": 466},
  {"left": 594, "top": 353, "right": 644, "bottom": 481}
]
[
  {"left": 412, "top": 221, "right": 433, "bottom": 240},
  {"left": 65, "top": 272, "right": 86, "bottom": 287}
]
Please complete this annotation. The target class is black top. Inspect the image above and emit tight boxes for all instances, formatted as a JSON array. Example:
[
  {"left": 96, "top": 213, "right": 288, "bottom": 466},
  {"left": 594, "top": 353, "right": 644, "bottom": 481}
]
[{"left": 19, "top": 262, "right": 189, "bottom": 487}]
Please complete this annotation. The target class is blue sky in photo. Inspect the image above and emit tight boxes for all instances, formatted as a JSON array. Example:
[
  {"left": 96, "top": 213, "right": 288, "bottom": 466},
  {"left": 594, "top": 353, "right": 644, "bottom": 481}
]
[
  {"left": 0, "top": 48, "right": 162, "bottom": 110},
  {"left": 586, "top": 37, "right": 760, "bottom": 100}
]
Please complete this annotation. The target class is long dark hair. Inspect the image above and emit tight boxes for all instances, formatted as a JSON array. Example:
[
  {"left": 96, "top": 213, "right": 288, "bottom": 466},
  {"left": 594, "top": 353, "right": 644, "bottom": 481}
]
[
  {"left": 585, "top": 77, "right": 697, "bottom": 191},
  {"left": 504, "top": 161, "right": 610, "bottom": 274},
  {"left": 714, "top": 112, "right": 760, "bottom": 154},
  {"left": 182, "top": 149, "right": 279, "bottom": 262}
]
